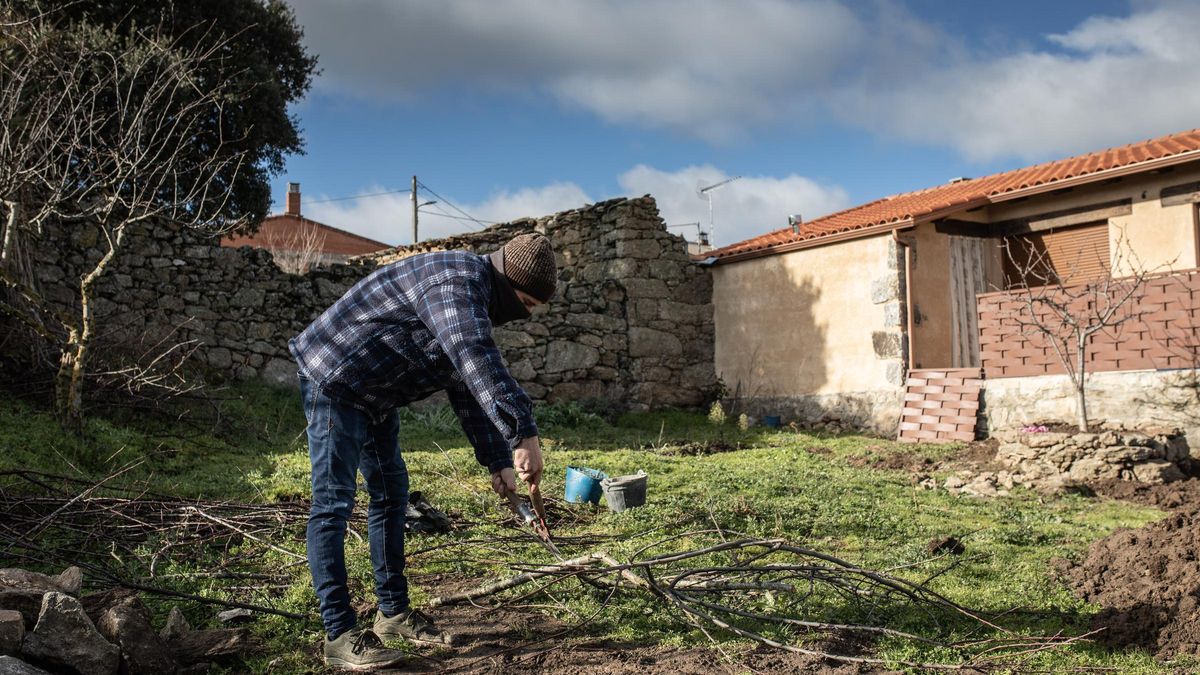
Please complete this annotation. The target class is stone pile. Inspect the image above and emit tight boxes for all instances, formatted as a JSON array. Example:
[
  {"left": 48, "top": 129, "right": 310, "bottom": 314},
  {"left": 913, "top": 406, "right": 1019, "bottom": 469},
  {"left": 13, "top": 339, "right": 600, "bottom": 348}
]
[
  {"left": 0, "top": 566, "right": 247, "bottom": 674},
  {"left": 995, "top": 426, "right": 1189, "bottom": 485}
]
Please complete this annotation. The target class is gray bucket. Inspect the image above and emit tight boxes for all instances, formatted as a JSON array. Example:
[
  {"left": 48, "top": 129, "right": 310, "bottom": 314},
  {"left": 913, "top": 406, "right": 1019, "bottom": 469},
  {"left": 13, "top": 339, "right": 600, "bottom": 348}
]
[{"left": 601, "top": 471, "right": 648, "bottom": 513}]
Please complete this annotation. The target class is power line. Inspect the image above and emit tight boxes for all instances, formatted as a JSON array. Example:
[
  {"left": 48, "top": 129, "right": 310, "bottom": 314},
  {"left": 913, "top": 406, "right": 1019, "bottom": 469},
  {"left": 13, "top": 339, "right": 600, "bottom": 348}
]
[
  {"left": 420, "top": 206, "right": 495, "bottom": 225},
  {"left": 416, "top": 179, "right": 491, "bottom": 230},
  {"left": 305, "top": 188, "right": 409, "bottom": 205}
]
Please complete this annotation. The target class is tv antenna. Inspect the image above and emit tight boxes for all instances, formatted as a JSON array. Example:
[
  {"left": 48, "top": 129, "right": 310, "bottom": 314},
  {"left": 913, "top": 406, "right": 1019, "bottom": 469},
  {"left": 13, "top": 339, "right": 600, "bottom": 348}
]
[{"left": 697, "top": 176, "right": 741, "bottom": 243}]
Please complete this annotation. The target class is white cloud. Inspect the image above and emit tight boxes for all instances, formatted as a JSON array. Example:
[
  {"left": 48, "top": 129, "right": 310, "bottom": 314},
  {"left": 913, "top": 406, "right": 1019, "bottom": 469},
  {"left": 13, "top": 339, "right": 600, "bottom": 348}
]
[
  {"left": 289, "top": 0, "right": 867, "bottom": 142},
  {"left": 618, "top": 165, "right": 850, "bottom": 247},
  {"left": 304, "top": 168, "right": 849, "bottom": 249},
  {"left": 835, "top": 0, "right": 1200, "bottom": 160},
  {"left": 290, "top": 0, "right": 1200, "bottom": 161},
  {"left": 303, "top": 182, "right": 592, "bottom": 246}
]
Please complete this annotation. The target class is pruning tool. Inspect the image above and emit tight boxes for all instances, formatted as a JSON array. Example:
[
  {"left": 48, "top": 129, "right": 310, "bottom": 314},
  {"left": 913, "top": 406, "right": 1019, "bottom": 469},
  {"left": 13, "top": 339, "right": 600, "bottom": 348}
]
[{"left": 503, "top": 484, "right": 562, "bottom": 559}]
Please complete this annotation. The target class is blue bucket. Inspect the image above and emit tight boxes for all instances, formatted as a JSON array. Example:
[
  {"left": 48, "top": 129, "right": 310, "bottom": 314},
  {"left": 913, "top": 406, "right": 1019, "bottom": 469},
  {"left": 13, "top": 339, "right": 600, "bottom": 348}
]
[
  {"left": 564, "top": 466, "right": 606, "bottom": 504},
  {"left": 763, "top": 415, "right": 782, "bottom": 428}
]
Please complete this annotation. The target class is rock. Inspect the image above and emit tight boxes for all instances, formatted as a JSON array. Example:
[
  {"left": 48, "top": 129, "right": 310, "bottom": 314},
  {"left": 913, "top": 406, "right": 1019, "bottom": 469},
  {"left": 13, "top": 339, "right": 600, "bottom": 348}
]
[
  {"left": 1023, "top": 432, "right": 1067, "bottom": 449},
  {"left": 1166, "top": 436, "right": 1191, "bottom": 462},
  {"left": 0, "top": 593, "right": 43, "bottom": 631},
  {"left": 871, "top": 331, "right": 902, "bottom": 359},
  {"left": 1131, "top": 460, "right": 1185, "bottom": 484},
  {"left": 160, "top": 607, "right": 192, "bottom": 642},
  {"left": 205, "top": 347, "right": 232, "bottom": 370},
  {"left": 0, "top": 656, "right": 51, "bottom": 675},
  {"left": 0, "top": 568, "right": 81, "bottom": 596},
  {"left": 628, "top": 327, "right": 681, "bottom": 358},
  {"left": 543, "top": 341, "right": 600, "bottom": 373},
  {"left": 943, "top": 476, "right": 966, "bottom": 490},
  {"left": 21, "top": 592, "right": 119, "bottom": 675},
  {"left": 1097, "top": 445, "right": 1155, "bottom": 463},
  {"left": 1070, "top": 432, "right": 1097, "bottom": 448},
  {"left": 0, "top": 611, "right": 22, "bottom": 656},
  {"left": 216, "top": 608, "right": 254, "bottom": 624},
  {"left": 53, "top": 569, "right": 82, "bottom": 597},
  {"left": 870, "top": 275, "right": 900, "bottom": 304},
  {"left": 169, "top": 628, "right": 250, "bottom": 665},
  {"left": 95, "top": 596, "right": 177, "bottom": 675}
]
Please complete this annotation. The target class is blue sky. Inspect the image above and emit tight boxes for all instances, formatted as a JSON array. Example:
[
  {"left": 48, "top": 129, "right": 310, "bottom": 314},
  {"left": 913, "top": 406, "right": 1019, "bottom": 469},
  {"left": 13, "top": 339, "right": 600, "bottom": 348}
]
[{"left": 279, "top": 0, "right": 1199, "bottom": 247}]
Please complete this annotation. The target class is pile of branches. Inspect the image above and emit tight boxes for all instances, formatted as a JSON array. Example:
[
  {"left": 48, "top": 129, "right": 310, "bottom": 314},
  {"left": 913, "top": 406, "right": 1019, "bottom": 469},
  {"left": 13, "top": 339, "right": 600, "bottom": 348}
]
[
  {"left": 0, "top": 469, "right": 309, "bottom": 618},
  {"left": 429, "top": 529, "right": 1089, "bottom": 671},
  {"left": 2, "top": 470, "right": 1090, "bottom": 669}
]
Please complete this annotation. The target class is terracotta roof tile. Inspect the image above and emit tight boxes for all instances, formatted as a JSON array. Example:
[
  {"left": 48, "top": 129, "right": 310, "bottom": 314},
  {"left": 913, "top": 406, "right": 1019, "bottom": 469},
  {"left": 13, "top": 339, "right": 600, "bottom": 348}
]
[
  {"left": 221, "top": 214, "right": 390, "bottom": 256},
  {"left": 708, "top": 128, "right": 1200, "bottom": 262}
]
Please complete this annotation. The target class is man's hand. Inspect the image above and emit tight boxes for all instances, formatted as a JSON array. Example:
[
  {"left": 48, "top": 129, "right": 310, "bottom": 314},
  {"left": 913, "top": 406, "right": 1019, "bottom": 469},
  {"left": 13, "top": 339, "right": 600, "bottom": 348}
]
[
  {"left": 491, "top": 467, "right": 516, "bottom": 496},
  {"left": 513, "top": 436, "right": 544, "bottom": 489}
]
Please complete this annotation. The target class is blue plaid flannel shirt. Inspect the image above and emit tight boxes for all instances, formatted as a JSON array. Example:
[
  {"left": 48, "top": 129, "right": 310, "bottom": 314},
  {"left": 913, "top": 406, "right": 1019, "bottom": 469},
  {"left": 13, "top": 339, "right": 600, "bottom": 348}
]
[{"left": 289, "top": 251, "right": 537, "bottom": 473}]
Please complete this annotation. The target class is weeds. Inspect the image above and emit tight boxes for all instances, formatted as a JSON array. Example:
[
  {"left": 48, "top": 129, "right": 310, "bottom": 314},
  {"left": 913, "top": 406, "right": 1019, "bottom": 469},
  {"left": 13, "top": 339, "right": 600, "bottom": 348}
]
[{"left": 0, "top": 382, "right": 1181, "bottom": 673}]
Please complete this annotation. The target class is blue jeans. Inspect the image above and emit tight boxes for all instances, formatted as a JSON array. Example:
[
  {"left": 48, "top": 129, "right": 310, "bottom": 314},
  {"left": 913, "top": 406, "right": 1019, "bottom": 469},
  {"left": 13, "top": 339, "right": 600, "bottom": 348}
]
[{"left": 300, "top": 374, "right": 409, "bottom": 639}]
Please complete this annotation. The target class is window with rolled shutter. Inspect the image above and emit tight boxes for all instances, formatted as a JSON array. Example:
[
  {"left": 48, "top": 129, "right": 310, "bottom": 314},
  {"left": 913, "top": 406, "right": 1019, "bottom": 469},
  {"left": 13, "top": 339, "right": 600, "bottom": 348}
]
[{"left": 1003, "top": 221, "right": 1111, "bottom": 287}]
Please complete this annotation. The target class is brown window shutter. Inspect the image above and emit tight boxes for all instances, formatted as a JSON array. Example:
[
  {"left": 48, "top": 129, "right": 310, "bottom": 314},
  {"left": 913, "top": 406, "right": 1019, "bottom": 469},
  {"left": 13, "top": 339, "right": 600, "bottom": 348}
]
[{"left": 1004, "top": 221, "right": 1110, "bottom": 286}]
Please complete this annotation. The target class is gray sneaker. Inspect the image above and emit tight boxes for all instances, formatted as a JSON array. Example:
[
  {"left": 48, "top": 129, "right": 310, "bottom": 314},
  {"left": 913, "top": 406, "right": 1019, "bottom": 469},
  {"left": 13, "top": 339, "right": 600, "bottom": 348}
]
[
  {"left": 374, "top": 608, "right": 455, "bottom": 646},
  {"left": 324, "top": 627, "right": 406, "bottom": 671}
]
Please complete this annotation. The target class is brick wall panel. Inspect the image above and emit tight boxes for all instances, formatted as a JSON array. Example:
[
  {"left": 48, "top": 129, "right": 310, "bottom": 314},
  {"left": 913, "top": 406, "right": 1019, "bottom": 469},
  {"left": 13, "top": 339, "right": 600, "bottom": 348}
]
[{"left": 979, "top": 270, "right": 1200, "bottom": 378}]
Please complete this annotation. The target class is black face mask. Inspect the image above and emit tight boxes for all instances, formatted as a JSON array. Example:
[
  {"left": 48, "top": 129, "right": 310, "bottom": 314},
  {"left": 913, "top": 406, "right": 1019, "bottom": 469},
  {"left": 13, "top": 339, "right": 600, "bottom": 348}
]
[{"left": 488, "top": 250, "right": 531, "bottom": 326}]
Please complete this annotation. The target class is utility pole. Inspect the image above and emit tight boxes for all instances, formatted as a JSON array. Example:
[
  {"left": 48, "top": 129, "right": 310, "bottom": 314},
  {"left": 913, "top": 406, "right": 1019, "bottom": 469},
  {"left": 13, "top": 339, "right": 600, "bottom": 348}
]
[{"left": 411, "top": 175, "right": 418, "bottom": 244}]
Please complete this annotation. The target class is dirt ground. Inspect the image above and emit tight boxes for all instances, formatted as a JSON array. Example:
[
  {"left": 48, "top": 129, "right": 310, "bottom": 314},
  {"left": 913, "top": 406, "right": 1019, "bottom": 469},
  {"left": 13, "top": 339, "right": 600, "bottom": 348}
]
[
  {"left": 907, "top": 439, "right": 1200, "bottom": 658},
  {"left": 304, "top": 442, "right": 1200, "bottom": 672},
  {"left": 1054, "top": 478, "right": 1200, "bottom": 660},
  {"left": 871, "top": 440, "right": 1200, "bottom": 662},
  {"left": 328, "top": 574, "right": 891, "bottom": 674}
]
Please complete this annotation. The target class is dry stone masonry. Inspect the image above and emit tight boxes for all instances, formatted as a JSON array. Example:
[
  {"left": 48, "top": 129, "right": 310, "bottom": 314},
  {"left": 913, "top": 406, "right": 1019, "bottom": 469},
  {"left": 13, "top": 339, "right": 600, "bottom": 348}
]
[
  {"left": 24, "top": 196, "right": 715, "bottom": 410},
  {"left": 994, "top": 426, "right": 1190, "bottom": 485},
  {"left": 361, "top": 196, "right": 716, "bottom": 407}
]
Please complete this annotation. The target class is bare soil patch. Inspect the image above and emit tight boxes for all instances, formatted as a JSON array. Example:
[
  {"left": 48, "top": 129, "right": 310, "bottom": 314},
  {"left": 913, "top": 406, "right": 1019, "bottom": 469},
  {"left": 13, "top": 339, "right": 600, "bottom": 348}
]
[{"left": 1054, "top": 479, "right": 1200, "bottom": 660}]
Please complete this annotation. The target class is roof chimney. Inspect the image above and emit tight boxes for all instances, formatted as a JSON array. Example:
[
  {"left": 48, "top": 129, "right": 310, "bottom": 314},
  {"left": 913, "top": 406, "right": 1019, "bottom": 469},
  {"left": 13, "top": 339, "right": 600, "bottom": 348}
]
[
  {"left": 285, "top": 182, "right": 301, "bottom": 216},
  {"left": 788, "top": 213, "right": 803, "bottom": 235}
]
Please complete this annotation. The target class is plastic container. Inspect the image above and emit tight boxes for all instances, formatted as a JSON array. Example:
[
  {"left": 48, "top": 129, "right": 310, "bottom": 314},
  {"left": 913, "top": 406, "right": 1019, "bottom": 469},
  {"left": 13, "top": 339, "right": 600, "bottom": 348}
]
[
  {"left": 601, "top": 471, "right": 648, "bottom": 513},
  {"left": 564, "top": 466, "right": 606, "bottom": 504},
  {"left": 762, "top": 415, "right": 782, "bottom": 428}
]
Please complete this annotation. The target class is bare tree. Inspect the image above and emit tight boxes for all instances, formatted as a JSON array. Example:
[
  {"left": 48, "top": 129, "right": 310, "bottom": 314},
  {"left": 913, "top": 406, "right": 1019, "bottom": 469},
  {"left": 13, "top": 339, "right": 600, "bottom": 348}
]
[
  {"left": 0, "top": 12, "right": 251, "bottom": 431},
  {"left": 262, "top": 222, "right": 328, "bottom": 274},
  {"left": 999, "top": 232, "right": 1164, "bottom": 431}
]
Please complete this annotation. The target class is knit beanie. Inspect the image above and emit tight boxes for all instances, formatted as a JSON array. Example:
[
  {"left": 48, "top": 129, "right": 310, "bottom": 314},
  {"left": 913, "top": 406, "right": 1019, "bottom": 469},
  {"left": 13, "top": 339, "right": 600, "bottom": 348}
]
[{"left": 502, "top": 233, "right": 556, "bottom": 302}]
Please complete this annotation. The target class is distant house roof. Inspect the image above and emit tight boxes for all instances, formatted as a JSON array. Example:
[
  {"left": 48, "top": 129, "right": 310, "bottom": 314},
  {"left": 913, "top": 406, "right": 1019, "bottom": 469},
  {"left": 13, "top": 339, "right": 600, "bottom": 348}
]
[
  {"left": 221, "top": 213, "right": 391, "bottom": 257},
  {"left": 708, "top": 128, "right": 1200, "bottom": 264}
]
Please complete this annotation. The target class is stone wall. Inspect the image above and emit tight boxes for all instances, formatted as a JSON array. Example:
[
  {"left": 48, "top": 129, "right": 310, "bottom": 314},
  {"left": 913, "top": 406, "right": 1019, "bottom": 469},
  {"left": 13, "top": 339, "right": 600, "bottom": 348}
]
[
  {"left": 17, "top": 196, "right": 716, "bottom": 410},
  {"left": 360, "top": 196, "right": 716, "bottom": 407},
  {"left": 982, "top": 369, "right": 1200, "bottom": 449}
]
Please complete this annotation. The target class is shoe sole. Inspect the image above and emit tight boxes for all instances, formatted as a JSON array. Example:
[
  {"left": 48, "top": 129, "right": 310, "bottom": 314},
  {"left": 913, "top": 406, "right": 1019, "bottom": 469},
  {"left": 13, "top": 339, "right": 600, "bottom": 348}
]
[{"left": 325, "top": 656, "right": 406, "bottom": 671}]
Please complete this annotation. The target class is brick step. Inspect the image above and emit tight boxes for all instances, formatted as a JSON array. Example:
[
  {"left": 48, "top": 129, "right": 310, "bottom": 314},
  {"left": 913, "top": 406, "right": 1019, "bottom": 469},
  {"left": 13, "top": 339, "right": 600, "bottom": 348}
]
[{"left": 897, "top": 368, "right": 983, "bottom": 444}]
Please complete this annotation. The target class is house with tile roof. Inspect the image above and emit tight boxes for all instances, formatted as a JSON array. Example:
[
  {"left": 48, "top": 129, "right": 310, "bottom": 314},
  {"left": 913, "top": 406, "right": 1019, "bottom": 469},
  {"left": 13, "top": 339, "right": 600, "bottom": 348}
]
[
  {"left": 707, "top": 129, "right": 1200, "bottom": 441},
  {"left": 221, "top": 183, "right": 390, "bottom": 272}
]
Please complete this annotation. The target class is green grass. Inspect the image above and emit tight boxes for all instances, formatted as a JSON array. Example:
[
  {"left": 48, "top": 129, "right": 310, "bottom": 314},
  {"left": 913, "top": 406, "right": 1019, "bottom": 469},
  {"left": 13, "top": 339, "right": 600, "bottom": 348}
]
[{"left": 0, "top": 385, "right": 1187, "bottom": 673}]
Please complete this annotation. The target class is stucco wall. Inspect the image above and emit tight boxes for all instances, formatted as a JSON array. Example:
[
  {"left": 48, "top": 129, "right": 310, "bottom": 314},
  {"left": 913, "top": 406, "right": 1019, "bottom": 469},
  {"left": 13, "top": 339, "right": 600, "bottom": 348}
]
[
  {"left": 711, "top": 233, "right": 904, "bottom": 432},
  {"left": 983, "top": 165, "right": 1200, "bottom": 274}
]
